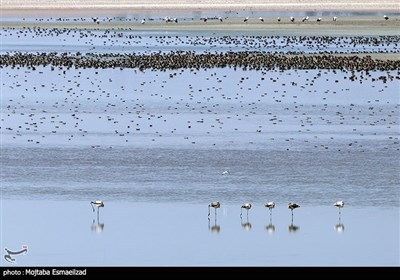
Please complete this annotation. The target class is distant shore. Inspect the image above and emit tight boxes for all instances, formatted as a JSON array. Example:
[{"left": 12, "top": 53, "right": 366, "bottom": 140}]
[{"left": 1, "top": 0, "right": 399, "bottom": 16}]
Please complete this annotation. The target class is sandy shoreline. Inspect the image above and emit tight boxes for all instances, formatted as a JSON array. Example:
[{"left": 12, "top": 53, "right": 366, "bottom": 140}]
[
  {"left": 2, "top": 16, "right": 399, "bottom": 37},
  {"left": 1, "top": 0, "right": 399, "bottom": 14}
]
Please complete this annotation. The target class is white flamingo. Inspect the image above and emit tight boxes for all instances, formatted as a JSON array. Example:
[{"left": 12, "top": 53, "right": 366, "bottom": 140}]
[
  {"left": 240, "top": 203, "right": 252, "bottom": 218},
  {"left": 208, "top": 201, "right": 220, "bottom": 217},
  {"left": 288, "top": 202, "right": 300, "bottom": 219},
  {"left": 90, "top": 200, "right": 104, "bottom": 213},
  {"left": 334, "top": 200, "right": 344, "bottom": 214},
  {"left": 265, "top": 201, "right": 275, "bottom": 215}
]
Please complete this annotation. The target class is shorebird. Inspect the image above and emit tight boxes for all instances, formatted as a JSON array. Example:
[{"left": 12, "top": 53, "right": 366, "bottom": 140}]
[
  {"left": 334, "top": 201, "right": 344, "bottom": 214},
  {"left": 265, "top": 201, "right": 275, "bottom": 215},
  {"left": 384, "top": 15, "right": 389, "bottom": 20},
  {"left": 244, "top": 17, "right": 249, "bottom": 23},
  {"left": 208, "top": 201, "right": 220, "bottom": 217},
  {"left": 288, "top": 202, "right": 300, "bottom": 218},
  {"left": 240, "top": 203, "right": 252, "bottom": 218},
  {"left": 91, "top": 200, "right": 104, "bottom": 213},
  {"left": 333, "top": 16, "right": 338, "bottom": 21},
  {"left": 141, "top": 19, "right": 146, "bottom": 24},
  {"left": 218, "top": 16, "right": 223, "bottom": 22},
  {"left": 222, "top": 170, "right": 230, "bottom": 175},
  {"left": 290, "top": 16, "right": 295, "bottom": 22},
  {"left": 259, "top": 17, "right": 264, "bottom": 22},
  {"left": 317, "top": 17, "right": 322, "bottom": 22},
  {"left": 277, "top": 17, "right": 281, "bottom": 22},
  {"left": 302, "top": 16, "right": 309, "bottom": 22}
]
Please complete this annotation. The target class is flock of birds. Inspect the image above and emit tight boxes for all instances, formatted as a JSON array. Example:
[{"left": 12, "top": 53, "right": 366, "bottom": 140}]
[
  {"left": 92, "top": 200, "right": 344, "bottom": 216},
  {"left": 86, "top": 15, "right": 391, "bottom": 24},
  {"left": 208, "top": 200, "right": 344, "bottom": 218},
  {"left": 90, "top": 199, "right": 345, "bottom": 234}
]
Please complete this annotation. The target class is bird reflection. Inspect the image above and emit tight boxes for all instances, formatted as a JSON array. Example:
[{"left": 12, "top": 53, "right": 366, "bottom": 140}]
[
  {"left": 334, "top": 213, "right": 345, "bottom": 233},
  {"left": 265, "top": 215, "right": 275, "bottom": 234},
  {"left": 208, "top": 216, "right": 220, "bottom": 234},
  {"left": 288, "top": 222, "right": 299, "bottom": 233},
  {"left": 240, "top": 215, "right": 252, "bottom": 231},
  {"left": 335, "top": 223, "right": 345, "bottom": 233},
  {"left": 91, "top": 208, "right": 104, "bottom": 233}
]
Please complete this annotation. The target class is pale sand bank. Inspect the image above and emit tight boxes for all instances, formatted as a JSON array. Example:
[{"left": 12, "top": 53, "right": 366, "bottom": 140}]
[
  {"left": 2, "top": 16, "right": 399, "bottom": 37},
  {"left": 1, "top": 0, "right": 399, "bottom": 12}
]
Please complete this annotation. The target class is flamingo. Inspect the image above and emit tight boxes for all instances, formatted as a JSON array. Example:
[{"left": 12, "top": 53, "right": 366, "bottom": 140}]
[
  {"left": 334, "top": 200, "right": 344, "bottom": 214},
  {"left": 288, "top": 202, "right": 300, "bottom": 219},
  {"left": 240, "top": 203, "right": 252, "bottom": 218},
  {"left": 265, "top": 201, "right": 275, "bottom": 215},
  {"left": 90, "top": 200, "right": 104, "bottom": 213},
  {"left": 208, "top": 201, "right": 220, "bottom": 217}
]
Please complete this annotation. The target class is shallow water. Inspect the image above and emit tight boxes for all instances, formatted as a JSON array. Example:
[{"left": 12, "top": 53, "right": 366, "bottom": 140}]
[{"left": 1, "top": 200, "right": 398, "bottom": 266}]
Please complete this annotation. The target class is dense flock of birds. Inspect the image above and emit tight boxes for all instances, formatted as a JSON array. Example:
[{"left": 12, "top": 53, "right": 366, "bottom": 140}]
[{"left": 20, "top": 14, "right": 392, "bottom": 24}]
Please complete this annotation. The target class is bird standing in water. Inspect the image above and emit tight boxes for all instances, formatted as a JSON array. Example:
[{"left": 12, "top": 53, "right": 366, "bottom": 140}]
[
  {"left": 288, "top": 202, "right": 300, "bottom": 220},
  {"left": 334, "top": 201, "right": 344, "bottom": 214},
  {"left": 265, "top": 201, "right": 275, "bottom": 216},
  {"left": 91, "top": 200, "right": 104, "bottom": 213},
  {"left": 208, "top": 201, "right": 220, "bottom": 217},
  {"left": 240, "top": 203, "right": 252, "bottom": 218}
]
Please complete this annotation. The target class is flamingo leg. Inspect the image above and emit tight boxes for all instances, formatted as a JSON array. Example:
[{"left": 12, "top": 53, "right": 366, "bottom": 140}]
[
  {"left": 91, "top": 202, "right": 95, "bottom": 212},
  {"left": 208, "top": 206, "right": 210, "bottom": 217}
]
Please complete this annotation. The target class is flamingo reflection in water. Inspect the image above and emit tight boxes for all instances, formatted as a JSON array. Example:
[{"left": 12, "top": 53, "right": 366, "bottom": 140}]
[
  {"left": 90, "top": 200, "right": 105, "bottom": 233},
  {"left": 240, "top": 213, "right": 252, "bottom": 231},
  {"left": 208, "top": 215, "right": 220, "bottom": 234}
]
